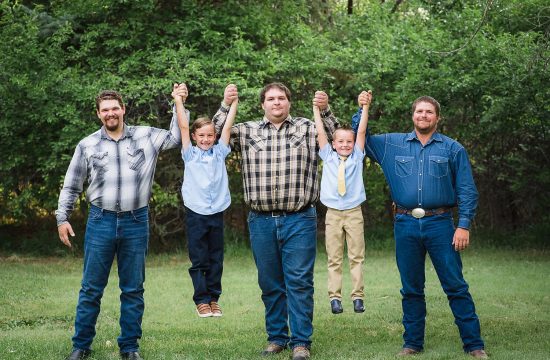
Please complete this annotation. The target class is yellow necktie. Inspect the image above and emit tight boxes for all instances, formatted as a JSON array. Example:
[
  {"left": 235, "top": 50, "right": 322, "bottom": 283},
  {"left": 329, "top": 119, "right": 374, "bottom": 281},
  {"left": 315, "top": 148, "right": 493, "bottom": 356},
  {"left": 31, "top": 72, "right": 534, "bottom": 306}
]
[{"left": 337, "top": 155, "right": 347, "bottom": 196}]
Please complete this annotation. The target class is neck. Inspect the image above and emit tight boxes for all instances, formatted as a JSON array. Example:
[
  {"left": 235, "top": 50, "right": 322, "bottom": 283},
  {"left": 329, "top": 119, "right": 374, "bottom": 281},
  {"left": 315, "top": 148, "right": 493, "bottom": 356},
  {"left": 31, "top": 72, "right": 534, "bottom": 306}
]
[
  {"left": 106, "top": 125, "right": 124, "bottom": 141},
  {"left": 415, "top": 129, "right": 435, "bottom": 145}
]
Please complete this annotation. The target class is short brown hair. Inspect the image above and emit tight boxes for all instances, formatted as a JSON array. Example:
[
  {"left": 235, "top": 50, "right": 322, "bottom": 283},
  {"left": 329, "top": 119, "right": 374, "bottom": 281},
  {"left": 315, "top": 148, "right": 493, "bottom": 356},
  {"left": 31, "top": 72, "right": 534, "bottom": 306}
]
[
  {"left": 191, "top": 117, "right": 214, "bottom": 134},
  {"left": 332, "top": 125, "right": 355, "bottom": 139},
  {"left": 95, "top": 90, "right": 124, "bottom": 111},
  {"left": 412, "top": 96, "right": 440, "bottom": 117},
  {"left": 259, "top": 83, "right": 291, "bottom": 104}
]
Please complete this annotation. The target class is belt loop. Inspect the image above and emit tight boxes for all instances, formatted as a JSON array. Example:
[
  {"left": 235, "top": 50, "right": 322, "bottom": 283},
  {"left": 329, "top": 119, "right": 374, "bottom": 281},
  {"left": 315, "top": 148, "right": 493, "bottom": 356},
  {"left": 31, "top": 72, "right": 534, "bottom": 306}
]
[{"left": 392, "top": 202, "right": 396, "bottom": 217}]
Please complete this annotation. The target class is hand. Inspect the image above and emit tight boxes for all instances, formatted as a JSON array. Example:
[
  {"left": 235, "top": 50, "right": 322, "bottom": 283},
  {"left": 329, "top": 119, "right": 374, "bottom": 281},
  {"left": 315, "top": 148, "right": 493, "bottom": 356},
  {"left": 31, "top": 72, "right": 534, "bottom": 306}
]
[
  {"left": 312, "top": 91, "right": 329, "bottom": 110},
  {"left": 58, "top": 222, "right": 75, "bottom": 248},
  {"left": 452, "top": 228, "right": 470, "bottom": 251},
  {"left": 171, "top": 83, "right": 188, "bottom": 103},
  {"left": 357, "top": 90, "right": 372, "bottom": 107},
  {"left": 224, "top": 84, "right": 238, "bottom": 106}
]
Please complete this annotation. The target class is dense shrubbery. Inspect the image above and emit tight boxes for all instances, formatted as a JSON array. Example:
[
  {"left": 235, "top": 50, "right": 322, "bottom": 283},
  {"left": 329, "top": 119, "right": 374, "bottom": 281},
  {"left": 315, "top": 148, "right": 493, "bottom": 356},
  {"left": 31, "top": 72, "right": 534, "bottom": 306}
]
[{"left": 1, "top": 0, "right": 548, "bottom": 249}]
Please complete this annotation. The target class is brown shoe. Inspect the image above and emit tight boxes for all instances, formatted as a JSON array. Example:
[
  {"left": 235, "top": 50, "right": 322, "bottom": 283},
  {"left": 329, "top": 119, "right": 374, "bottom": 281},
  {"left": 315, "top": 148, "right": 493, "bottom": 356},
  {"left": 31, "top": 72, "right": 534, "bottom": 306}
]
[
  {"left": 195, "top": 303, "right": 212, "bottom": 318},
  {"left": 397, "top": 347, "right": 420, "bottom": 356},
  {"left": 469, "top": 349, "right": 488, "bottom": 359},
  {"left": 261, "top": 343, "right": 285, "bottom": 356},
  {"left": 292, "top": 346, "right": 310, "bottom": 360},
  {"left": 209, "top": 301, "right": 222, "bottom": 317}
]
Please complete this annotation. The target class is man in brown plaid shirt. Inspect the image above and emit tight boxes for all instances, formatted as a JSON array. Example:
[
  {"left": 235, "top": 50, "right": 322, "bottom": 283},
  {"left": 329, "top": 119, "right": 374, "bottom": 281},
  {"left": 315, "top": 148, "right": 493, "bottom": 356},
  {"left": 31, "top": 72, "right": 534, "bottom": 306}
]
[{"left": 212, "top": 83, "right": 339, "bottom": 360}]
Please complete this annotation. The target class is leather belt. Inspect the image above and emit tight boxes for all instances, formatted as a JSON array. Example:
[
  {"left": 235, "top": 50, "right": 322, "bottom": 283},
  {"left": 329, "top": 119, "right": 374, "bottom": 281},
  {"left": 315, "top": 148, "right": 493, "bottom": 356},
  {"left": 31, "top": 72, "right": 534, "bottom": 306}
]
[
  {"left": 395, "top": 207, "right": 452, "bottom": 219},
  {"left": 254, "top": 204, "right": 314, "bottom": 217}
]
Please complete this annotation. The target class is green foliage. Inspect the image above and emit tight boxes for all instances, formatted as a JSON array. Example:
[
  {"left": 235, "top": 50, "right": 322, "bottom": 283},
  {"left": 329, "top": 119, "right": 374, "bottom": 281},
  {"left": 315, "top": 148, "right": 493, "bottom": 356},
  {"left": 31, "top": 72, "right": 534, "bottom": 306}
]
[{"left": 0, "top": 0, "right": 547, "bottom": 247}]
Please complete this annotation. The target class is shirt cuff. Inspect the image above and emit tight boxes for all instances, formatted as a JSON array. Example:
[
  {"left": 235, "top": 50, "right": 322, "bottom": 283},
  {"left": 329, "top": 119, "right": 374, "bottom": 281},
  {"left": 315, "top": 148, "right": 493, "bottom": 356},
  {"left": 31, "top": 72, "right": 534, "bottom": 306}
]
[
  {"left": 320, "top": 105, "right": 332, "bottom": 118},
  {"left": 220, "top": 101, "right": 231, "bottom": 112},
  {"left": 457, "top": 217, "right": 471, "bottom": 230}
]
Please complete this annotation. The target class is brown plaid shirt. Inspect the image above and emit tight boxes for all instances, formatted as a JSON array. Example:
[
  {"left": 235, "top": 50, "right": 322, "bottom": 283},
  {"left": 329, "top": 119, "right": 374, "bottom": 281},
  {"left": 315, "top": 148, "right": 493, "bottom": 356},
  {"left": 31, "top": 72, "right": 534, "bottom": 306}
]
[{"left": 213, "top": 104, "right": 339, "bottom": 212}]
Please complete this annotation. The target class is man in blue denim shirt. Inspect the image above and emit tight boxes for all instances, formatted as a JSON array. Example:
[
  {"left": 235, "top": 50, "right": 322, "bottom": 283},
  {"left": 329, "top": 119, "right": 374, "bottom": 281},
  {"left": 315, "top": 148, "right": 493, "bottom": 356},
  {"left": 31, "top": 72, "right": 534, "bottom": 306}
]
[{"left": 352, "top": 93, "right": 487, "bottom": 359}]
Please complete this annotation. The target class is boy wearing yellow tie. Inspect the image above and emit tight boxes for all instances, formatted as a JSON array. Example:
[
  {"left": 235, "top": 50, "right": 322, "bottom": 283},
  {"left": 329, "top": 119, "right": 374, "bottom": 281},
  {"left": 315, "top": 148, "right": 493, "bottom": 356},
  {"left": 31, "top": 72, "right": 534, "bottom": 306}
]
[{"left": 313, "top": 90, "right": 372, "bottom": 314}]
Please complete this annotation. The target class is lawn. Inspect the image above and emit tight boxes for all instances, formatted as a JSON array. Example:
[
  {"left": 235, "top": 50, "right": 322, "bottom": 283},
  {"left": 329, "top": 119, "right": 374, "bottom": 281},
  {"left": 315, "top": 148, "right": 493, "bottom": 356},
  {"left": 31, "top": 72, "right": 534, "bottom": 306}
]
[{"left": 0, "top": 246, "right": 549, "bottom": 359}]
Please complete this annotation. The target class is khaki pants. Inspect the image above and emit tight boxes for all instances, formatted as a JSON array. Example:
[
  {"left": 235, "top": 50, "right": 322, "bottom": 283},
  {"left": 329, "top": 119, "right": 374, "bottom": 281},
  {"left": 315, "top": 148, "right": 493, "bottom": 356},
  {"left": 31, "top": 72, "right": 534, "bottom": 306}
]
[{"left": 325, "top": 205, "right": 365, "bottom": 300}]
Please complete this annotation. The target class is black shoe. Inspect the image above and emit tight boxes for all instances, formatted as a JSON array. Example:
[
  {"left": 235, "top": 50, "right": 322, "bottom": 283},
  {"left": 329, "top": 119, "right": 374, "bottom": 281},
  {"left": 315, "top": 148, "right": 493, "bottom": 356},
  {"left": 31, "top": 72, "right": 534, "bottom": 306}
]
[
  {"left": 353, "top": 299, "right": 365, "bottom": 313},
  {"left": 65, "top": 349, "right": 91, "bottom": 360},
  {"left": 330, "top": 299, "right": 343, "bottom": 314},
  {"left": 120, "top": 351, "right": 144, "bottom": 360}
]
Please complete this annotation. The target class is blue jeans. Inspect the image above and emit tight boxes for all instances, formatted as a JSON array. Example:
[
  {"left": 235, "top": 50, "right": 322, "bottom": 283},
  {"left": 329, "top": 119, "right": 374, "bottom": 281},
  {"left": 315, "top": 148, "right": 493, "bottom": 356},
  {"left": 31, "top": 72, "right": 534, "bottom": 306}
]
[
  {"left": 247, "top": 206, "right": 317, "bottom": 349},
  {"left": 185, "top": 207, "right": 224, "bottom": 305},
  {"left": 394, "top": 212, "right": 484, "bottom": 352},
  {"left": 72, "top": 205, "right": 149, "bottom": 353}
]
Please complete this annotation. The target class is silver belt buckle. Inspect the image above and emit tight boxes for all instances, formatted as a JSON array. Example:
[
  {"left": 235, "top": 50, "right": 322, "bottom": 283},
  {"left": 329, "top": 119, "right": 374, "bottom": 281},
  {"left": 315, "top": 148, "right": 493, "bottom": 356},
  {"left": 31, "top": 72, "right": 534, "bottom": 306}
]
[{"left": 411, "top": 208, "right": 426, "bottom": 219}]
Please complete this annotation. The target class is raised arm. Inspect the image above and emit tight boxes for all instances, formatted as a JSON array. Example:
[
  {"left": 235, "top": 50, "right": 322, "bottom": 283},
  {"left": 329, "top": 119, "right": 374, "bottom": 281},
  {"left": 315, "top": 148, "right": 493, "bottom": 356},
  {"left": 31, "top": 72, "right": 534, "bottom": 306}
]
[
  {"left": 312, "top": 90, "right": 339, "bottom": 141},
  {"left": 313, "top": 105, "right": 328, "bottom": 149},
  {"left": 221, "top": 98, "right": 238, "bottom": 145},
  {"left": 212, "top": 84, "right": 240, "bottom": 150},
  {"left": 355, "top": 90, "right": 372, "bottom": 151},
  {"left": 171, "top": 83, "right": 190, "bottom": 150}
]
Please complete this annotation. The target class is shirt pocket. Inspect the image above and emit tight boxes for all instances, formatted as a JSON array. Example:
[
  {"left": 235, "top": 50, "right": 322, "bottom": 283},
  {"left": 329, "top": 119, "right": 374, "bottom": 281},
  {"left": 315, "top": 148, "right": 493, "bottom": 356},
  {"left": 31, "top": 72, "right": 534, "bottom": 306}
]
[
  {"left": 127, "top": 147, "right": 145, "bottom": 171},
  {"left": 429, "top": 155, "right": 449, "bottom": 178},
  {"left": 395, "top": 156, "right": 413, "bottom": 177},
  {"left": 288, "top": 132, "right": 306, "bottom": 149},
  {"left": 90, "top": 151, "right": 109, "bottom": 174},
  {"left": 248, "top": 134, "right": 267, "bottom": 152}
]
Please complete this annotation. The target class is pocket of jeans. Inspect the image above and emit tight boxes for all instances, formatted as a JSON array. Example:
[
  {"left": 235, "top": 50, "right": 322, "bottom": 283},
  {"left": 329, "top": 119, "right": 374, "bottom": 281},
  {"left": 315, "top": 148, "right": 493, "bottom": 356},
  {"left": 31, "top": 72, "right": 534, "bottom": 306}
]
[
  {"left": 428, "top": 155, "right": 449, "bottom": 178},
  {"left": 132, "top": 210, "right": 149, "bottom": 223},
  {"left": 395, "top": 156, "right": 413, "bottom": 177},
  {"left": 88, "top": 207, "right": 104, "bottom": 220},
  {"left": 298, "top": 206, "right": 317, "bottom": 219},
  {"left": 247, "top": 211, "right": 258, "bottom": 223},
  {"left": 127, "top": 148, "right": 146, "bottom": 171}
]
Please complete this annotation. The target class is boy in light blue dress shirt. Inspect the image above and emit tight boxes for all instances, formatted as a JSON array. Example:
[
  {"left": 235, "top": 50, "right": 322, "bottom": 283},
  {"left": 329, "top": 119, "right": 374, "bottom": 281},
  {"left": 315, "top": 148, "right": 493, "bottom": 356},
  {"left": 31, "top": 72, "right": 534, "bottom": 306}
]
[
  {"left": 172, "top": 83, "right": 238, "bottom": 318},
  {"left": 313, "top": 90, "right": 372, "bottom": 314}
]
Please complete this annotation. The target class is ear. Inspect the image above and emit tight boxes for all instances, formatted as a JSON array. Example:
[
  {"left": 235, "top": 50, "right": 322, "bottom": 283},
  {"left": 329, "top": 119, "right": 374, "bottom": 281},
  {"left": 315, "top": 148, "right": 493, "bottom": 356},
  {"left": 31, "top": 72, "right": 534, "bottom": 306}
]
[{"left": 191, "top": 132, "right": 197, "bottom": 142}]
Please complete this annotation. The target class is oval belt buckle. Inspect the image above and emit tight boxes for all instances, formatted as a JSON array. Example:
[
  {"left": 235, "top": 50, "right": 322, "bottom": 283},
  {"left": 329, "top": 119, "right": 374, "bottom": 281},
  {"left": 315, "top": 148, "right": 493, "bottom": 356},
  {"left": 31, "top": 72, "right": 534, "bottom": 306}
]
[{"left": 411, "top": 208, "right": 426, "bottom": 219}]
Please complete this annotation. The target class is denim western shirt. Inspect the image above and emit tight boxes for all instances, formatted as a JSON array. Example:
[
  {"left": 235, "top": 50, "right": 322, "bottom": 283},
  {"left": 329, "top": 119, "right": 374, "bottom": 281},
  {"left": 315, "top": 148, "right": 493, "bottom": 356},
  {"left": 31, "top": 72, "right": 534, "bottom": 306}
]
[
  {"left": 181, "top": 142, "right": 231, "bottom": 215},
  {"left": 319, "top": 143, "right": 366, "bottom": 211},
  {"left": 56, "top": 119, "right": 181, "bottom": 225},
  {"left": 352, "top": 109, "right": 478, "bottom": 229},
  {"left": 212, "top": 103, "right": 339, "bottom": 212}
]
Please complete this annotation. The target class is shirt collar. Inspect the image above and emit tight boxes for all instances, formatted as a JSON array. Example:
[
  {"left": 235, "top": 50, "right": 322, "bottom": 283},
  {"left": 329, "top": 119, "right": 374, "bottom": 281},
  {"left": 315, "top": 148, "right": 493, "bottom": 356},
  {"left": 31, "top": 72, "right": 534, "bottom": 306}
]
[
  {"left": 406, "top": 130, "right": 443, "bottom": 144},
  {"left": 100, "top": 123, "right": 132, "bottom": 141},
  {"left": 260, "top": 115, "right": 294, "bottom": 129}
]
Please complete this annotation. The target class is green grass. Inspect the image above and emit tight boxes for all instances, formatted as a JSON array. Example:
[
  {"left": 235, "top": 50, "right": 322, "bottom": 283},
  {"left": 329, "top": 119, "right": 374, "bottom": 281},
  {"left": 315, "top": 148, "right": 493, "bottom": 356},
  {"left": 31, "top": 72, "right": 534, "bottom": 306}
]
[{"left": 0, "top": 246, "right": 549, "bottom": 359}]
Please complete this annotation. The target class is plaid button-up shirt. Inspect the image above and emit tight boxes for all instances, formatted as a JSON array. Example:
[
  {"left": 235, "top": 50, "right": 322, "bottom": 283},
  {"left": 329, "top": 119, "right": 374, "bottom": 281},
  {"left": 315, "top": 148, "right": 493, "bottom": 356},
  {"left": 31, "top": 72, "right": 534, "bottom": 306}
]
[
  {"left": 213, "top": 104, "right": 339, "bottom": 212},
  {"left": 55, "top": 120, "right": 180, "bottom": 225}
]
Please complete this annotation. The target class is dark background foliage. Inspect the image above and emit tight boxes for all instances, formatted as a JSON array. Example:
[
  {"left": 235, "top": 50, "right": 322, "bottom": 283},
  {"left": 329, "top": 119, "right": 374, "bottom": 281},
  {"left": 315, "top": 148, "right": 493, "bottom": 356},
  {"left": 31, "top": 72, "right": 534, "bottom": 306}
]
[{"left": 0, "top": 0, "right": 548, "bottom": 252}]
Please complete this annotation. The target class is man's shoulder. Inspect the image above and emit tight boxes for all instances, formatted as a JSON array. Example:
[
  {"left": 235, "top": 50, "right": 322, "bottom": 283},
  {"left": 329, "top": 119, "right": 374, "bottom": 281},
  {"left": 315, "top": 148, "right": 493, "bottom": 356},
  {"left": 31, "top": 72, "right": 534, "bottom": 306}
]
[
  {"left": 435, "top": 132, "right": 465, "bottom": 151},
  {"left": 78, "top": 129, "right": 102, "bottom": 148}
]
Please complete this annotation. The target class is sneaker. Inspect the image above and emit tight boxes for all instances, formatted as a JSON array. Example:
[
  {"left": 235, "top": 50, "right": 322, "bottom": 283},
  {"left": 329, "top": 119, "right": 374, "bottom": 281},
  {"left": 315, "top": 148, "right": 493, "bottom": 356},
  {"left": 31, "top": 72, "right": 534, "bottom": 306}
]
[
  {"left": 353, "top": 298, "right": 365, "bottom": 313},
  {"left": 196, "top": 303, "right": 213, "bottom": 317},
  {"left": 292, "top": 346, "right": 310, "bottom": 360},
  {"left": 330, "top": 298, "right": 343, "bottom": 314},
  {"left": 210, "top": 301, "right": 222, "bottom": 317}
]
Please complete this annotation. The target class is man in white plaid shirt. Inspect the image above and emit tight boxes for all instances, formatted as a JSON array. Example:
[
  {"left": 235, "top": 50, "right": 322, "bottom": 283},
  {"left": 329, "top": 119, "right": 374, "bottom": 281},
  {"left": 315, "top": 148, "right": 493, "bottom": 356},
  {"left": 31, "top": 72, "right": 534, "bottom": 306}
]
[
  {"left": 56, "top": 89, "right": 181, "bottom": 360},
  {"left": 211, "top": 83, "right": 339, "bottom": 360}
]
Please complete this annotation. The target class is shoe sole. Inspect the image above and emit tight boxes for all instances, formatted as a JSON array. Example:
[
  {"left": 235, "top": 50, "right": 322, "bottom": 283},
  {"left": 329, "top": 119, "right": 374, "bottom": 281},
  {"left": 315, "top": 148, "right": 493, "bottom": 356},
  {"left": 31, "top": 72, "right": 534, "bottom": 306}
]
[
  {"left": 211, "top": 312, "right": 222, "bottom": 317},
  {"left": 196, "top": 309, "right": 213, "bottom": 318}
]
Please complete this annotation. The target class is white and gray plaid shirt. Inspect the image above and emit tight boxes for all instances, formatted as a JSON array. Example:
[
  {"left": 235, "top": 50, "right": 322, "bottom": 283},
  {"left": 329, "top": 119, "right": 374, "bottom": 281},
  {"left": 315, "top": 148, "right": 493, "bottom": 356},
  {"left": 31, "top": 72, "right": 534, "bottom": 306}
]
[
  {"left": 55, "top": 120, "right": 180, "bottom": 225},
  {"left": 213, "top": 104, "right": 339, "bottom": 212}
]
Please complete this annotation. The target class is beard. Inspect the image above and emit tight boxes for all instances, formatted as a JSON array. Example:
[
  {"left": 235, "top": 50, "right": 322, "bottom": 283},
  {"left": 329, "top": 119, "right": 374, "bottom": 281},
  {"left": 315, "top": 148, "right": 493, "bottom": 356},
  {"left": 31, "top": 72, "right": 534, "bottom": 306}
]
[{"left": 104, "top": 116, "right": 120, "bottom": 131}]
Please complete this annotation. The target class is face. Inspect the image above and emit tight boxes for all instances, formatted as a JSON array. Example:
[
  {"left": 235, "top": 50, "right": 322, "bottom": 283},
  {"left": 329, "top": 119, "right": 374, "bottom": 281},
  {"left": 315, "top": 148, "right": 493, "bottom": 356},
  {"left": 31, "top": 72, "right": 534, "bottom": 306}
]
[
  {"left": 261, "top": 88, "right": 291, "bottom": 124},
  {"left": 332, "top": 129, "right": 356, "bottom": 157},
  {"left": 412, "top": 101, "right": 439, "bottom": 135},
  {"left": 97, "top": 99, "right": 125, "bottom": 132},
  {"left": 191, "top": 124, "right": 216, "bottom": 151}
]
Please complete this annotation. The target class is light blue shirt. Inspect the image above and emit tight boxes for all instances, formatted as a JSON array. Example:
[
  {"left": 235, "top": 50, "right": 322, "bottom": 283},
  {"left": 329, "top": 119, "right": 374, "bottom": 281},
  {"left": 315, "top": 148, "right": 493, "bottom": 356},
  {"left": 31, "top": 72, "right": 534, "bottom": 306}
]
[
  {"left": 181, "top": 141, "right": 231, "bottom": 215},
  {"left": 319, "top": 143, "right": 366, "bottom": 210},
  {"left": 351, "top": 108, "right": 479, "bottom": 229}
]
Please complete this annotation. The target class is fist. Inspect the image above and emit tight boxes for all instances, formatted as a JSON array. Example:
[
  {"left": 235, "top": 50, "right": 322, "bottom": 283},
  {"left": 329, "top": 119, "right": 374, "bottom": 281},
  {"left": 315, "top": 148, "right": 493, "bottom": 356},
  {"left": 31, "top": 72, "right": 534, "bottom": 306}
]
[
  {"left": 312, "top": 91, "right": 329, "bottom": 110},
  {"left": 357, "top": 90, "right": 372, "bottom": 107},
  {"left": 224, "top": 84, "right": 238, "bottom": 106},
  {"left": 172, "top": 83, "right": 188, "bottom": 103}
]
